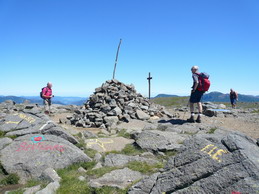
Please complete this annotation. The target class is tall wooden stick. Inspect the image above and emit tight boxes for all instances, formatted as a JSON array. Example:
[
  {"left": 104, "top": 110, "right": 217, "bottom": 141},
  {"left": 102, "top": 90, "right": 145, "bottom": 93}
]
[{"left": 113, "top": 39, "right": 122, "bottom": 80}]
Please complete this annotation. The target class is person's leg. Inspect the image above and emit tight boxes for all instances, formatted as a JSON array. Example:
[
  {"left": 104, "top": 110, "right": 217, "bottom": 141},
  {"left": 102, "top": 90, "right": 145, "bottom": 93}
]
[
  {"left": 48, "top": 100, "right": 51, "bottom": 113},
  {"left": 187, "top": 102, "right": 195, "bottom": 122},
  {"left": 197, "top": 102, "right": 203, "bottom": 113},
  {"left": 44, "top": 99, "right": 49, "bottom": 114},
  {"left": 196, "top": 102, "right": 203, "bottom": 123}
]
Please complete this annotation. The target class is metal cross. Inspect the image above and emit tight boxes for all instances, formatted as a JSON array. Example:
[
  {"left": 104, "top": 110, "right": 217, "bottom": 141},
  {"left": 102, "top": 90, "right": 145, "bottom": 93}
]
[{"left": 147, "top": 72, "right": 152, "bottom": 99}]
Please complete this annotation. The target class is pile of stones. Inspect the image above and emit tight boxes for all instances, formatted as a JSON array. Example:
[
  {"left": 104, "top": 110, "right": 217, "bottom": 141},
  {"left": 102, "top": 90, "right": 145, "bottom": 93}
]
[{"left": 68, "top": 79, "right": 173, "bottom": 129}]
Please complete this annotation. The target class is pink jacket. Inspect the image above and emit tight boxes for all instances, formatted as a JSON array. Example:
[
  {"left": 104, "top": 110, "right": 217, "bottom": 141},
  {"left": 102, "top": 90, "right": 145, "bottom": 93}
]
[{"left": 42, "top": 87, "right": 52, "bottom": 98}]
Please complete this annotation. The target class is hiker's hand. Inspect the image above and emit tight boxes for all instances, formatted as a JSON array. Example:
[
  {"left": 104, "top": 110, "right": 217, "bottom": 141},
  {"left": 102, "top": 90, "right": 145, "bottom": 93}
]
[{"left": 191, "top": 90, "right": 195, "bottom": 93}]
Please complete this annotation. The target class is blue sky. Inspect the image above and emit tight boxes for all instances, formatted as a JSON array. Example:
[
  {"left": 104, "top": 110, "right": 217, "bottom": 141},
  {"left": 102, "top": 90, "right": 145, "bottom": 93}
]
[{"left": 0, "top": 0, "right": 258, "bottom": 97}]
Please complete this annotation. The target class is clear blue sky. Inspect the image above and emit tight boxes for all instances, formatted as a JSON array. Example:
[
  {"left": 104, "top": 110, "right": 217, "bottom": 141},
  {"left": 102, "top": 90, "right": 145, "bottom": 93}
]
[{"left": 0, "top": 0, "right": 258, "bottom": 97}]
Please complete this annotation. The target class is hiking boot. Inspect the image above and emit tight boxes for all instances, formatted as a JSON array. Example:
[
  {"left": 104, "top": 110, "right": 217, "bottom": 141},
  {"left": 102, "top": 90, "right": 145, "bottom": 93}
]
[
  {"left": 187, "top": 116, "right": 195, "bottom": 123},
  {"left": 196, "top": 116, "right": 201, "bottom": 123}
]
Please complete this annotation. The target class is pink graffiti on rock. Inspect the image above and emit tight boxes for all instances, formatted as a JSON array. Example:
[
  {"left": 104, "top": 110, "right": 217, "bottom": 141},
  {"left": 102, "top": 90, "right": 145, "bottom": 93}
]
[{"left": 16, "top": 142, "right": 65, "bottom": 152}]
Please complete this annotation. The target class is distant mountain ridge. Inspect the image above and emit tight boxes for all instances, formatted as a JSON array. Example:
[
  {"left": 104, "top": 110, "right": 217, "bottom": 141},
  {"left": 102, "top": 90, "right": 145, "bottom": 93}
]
[
  {"left": 0, "top": 96, "right": 87, "bottom": 105},
  {"left": 154, "top": 92, "right": 259, "bottom": 102}
]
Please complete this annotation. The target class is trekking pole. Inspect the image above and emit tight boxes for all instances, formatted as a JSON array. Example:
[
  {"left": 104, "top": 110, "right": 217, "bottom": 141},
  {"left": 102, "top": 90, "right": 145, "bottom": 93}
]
[{"left": 182, "top": 93, "right": 191, "bottom": 120}]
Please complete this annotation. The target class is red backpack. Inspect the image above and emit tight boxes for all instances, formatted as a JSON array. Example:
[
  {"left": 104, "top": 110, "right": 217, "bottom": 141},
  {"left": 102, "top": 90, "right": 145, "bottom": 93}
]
[{"left": 196, "top": 72, "right": 210, "bottom": 92}]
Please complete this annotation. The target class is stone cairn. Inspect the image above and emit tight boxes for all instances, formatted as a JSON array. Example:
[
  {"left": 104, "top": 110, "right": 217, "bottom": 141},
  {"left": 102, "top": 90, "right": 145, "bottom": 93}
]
[{"left": 68, "top": 79, "right": 173, "bottom": 130}]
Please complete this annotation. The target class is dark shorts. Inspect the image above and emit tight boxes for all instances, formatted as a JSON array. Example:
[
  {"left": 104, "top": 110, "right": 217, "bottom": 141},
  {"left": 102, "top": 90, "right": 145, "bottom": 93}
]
[
  {"left": 230, "top": 98, "right": 237, "bottom": 105},
  {"left": 190, "top": 90, "right": 204, "bottom": 103}
]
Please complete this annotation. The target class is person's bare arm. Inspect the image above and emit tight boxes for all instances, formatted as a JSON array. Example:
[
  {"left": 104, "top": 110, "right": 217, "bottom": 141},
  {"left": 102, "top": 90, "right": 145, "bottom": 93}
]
[{"left": 192, "top": 82, "right": 199, "bottom": 92}]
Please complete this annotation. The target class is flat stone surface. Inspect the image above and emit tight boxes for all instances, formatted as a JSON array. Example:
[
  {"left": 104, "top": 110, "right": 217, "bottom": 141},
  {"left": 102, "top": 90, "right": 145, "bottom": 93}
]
[
  {"left": 104, "top": 154, "right": 159, "bottom": 167},
  {"left": 90, "top": 167, "right": 143, "bottom": 189},
  {"left": 134, "top": 130, "right": 186, "bottom": 152},
  {"left": 128, "top": 173, "right": 160, "bottom": 194},
  {"left": 116, "top": 120, "right": 158, "bottom": 132},
  {"left": 0, "top": 137, "right": 13, "bottom": 150},
  {"left": 85, "top": 137, "right": 134, "bottom": 152}
]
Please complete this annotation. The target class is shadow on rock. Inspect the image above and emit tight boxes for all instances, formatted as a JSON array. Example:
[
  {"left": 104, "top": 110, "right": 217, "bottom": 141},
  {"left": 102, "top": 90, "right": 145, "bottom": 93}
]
[{"left": 158, "top": 119, "right": 188, "bottom": 125}]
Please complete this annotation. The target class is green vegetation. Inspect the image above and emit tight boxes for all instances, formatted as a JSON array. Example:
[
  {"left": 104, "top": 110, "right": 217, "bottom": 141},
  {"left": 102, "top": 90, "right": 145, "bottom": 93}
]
[
  {"left": 25, "top": 179, "right": 48, "bottom": 189},
  {"left": 117, "top": 129, "right": 131, "bottom": 139},
  {"left": 6, "top": 135, "right": 18, "bottom": 140},
  {"left": 251, "top": 109, "right": 259, "bottom": 114},
  {"left": 0, "top": 162, "right": 7, "bottom": 175},
  {"left": 84, "top": 148, "right": 98, "bottom": 159},
  {"left": 151, "top": 96, "right": 189, "bottom": 107},
  {"left": 25, "top": 179, "right": 42, "bottom": 187},
  {"left": 57, "top": 162, "right": 97, "bottom": 194},
  {"left": 182, "top": 131, "right": 198, "bottom": 136},
  {"left": 106, "top": 144, "right": 144, "bottom": 156},
  {"left": 0, "top": 173, "right": 19, "bottom": 185},
  {"left": 0, "top": 130, "right": 6, "bottom": 138},
  {"left": 92, "top": 186, "right": 127, "bottom": 194},
  {"left": 75, "top": 138, "right": 85, "bottom": 149},
  {"left": 207, "top": 127, "right": 217, "bottom": 134},
  {"left": 157, "top": 150, "right": 178, "bottom": 160},
  {"left": 7, "top": 189, "right": 24, "bottom": 194},
  {"left": 86, "top": 166, "right": 120, "bottom": 179},
  {"left": 127, "top": 161, "right": 164, "bottom": 174}
]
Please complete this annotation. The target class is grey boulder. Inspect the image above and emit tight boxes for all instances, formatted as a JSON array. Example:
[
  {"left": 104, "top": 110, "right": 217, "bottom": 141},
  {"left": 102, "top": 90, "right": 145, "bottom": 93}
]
[
  {"left": 129, "top": 131, "right": 259, "bottom": 193},
  {"left": 104, "top": 154, "right": 159, "bottom": 167},
  {"left": 90, "top": 167, "right": 143, "bottom": 189},
  {"left": 0, "top": 134, "right": 91, "bottom": 182},
  {"left": 134, "top": 130, "right": 186, "bottom": 152},
  {"left": 136, "top": 110, "right": 150, "bottom": 120}
]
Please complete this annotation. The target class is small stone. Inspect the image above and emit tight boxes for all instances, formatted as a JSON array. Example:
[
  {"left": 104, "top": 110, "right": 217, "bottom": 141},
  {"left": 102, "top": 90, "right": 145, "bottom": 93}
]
[
  {"left": 78, "top": 176, "right": 86, "bottom": 181},
  {"left": 136, "top": 110, "right": 150, "bottom": 120},
  {"left": 93, "top": 162, "right": 103, "bottom": 170},
  {"left": 78, "top": 167, "right": 87, "bottom": 173},
  {"left": 100, "top": 129, "right": 110, "bottom": 135},
  {"left": 94, "top": 153, "right": 103, "bottom": 162}
]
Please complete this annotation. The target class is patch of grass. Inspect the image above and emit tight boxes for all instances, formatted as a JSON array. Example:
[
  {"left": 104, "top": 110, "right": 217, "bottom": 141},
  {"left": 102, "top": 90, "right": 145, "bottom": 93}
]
[
  {"left": 126, "top": 161, "right": 164, "bottom": 174},
  {"left": 251, "top": 109, "right": 259, "bottom": 114},
  {"left": 92, "top": 186, "right": 127, "bottom": 194},
  {"left": 151, "top": 96, "right": 189, "bottom": 107},
  {"left": 7, "top": 189, "right": 25, "bottom": 194},
  {"left": 182, "top": 131, "right": 198, "bottom": 135},
  {"left": 207, "top": 127, "right": 217, "bottom": 134},
  {"left": 106, "top": 144, "right": 144, "bottom": 156},
  {"left": 0, "top": 131, "right": 6, "bottom": 138},
  {"left": 75, "top": 139, "right": 85, "bottom": 149},
  {"left": 0, "top": 173, "right": 19, "bottom": 185},
  {"left": 80, "top": 161, "right": 96, "bottom": 171},
  {"left": 117, "top": 129, "right": 131, "bottom": 139},
  {"left": 57, "top": 162, "right": 96, "bottom": 194},
  {"left": 57, "top": 171, "right": 92, "bottom": 194},
  {"left": 25, "top": 179, "right": 41, "bottom": 187},
  {"left": 6, "top": 135, "right": 18, "bottom": 140},
  {"left": 86, "top": 166, "right": 120, "bottom": 179},
  {"left": 25, "top": 179, "right": 48, "bottom": 189},
  {"left": 157, "top": 150, "right": 178, "bottom": 160},
  {"left": 84, "top": 148, "right": 98, "bottom": 159},
  {"left": 0, "top": 162, "right": 8, "bottom": 175}
]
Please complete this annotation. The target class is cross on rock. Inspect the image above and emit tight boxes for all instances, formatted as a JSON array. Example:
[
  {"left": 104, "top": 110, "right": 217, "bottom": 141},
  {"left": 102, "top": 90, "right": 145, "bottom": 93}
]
[{"left": 147, "top": 72, "right": 152, "bottom": 99}]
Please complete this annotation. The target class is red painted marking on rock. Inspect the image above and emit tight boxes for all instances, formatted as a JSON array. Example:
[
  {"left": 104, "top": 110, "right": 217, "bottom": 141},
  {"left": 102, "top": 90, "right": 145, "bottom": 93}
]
[{"left": 34, "top": 136, "right": 42, "bottom": 141}]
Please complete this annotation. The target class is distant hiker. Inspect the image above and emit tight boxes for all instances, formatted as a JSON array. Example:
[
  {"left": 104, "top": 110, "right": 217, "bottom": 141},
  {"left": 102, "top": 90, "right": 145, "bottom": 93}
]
[
  {"left": 187, "top": 66, "right": 210, "bottom": 123},
  {"left": 230, "top": 89, "right": 238, "bottom": 108},
  {"left": 41, "top": 82, "right": 54, "bottom": 114}
]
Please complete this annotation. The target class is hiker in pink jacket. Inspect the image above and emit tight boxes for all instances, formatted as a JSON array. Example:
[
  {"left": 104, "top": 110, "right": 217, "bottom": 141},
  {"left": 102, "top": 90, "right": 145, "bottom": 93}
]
[{"left": 42, "top": 82, "right": 54, "bottom": 114}]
